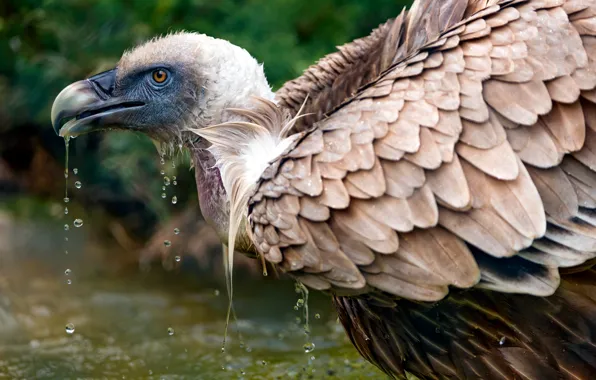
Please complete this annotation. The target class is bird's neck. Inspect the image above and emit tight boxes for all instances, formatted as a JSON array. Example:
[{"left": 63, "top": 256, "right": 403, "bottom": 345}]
[
  {"left": 186, "top": 35, "right": 279, "bottom": 251},
  {"left": 190, "top": 108, "right": 272, "bottom": 253},
  {"left": 191, "top": 145, "right": 259, "bottom": 255},
  {"left": 192, "top": 144, "right": 227, "bottom": 238}
]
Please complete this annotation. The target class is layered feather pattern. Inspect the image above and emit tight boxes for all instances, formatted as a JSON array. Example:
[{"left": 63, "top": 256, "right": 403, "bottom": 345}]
[{"left": 198, "top": 0, "right": 596, "bottom": 378}]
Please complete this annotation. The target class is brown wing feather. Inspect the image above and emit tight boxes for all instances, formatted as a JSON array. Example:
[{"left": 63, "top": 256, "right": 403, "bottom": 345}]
[
  {"left": 250, "top": 0, "right": 596, "bottom": 377},
  {"left": 255, "top": 0, "right": 596, "bottom": 299}
]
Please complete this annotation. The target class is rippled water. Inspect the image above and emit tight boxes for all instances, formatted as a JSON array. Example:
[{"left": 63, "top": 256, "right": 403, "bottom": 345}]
[{"left": 0, "top": 261, "right": 382, "bottom": 379}]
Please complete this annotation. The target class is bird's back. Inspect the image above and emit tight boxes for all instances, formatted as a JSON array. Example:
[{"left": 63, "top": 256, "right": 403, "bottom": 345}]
[{"left": 250, "top": 0, "right": 596, "bottom": 378}]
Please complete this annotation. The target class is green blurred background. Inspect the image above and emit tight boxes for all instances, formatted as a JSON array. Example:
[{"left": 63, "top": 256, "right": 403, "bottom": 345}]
[{"left": 0, "top": 1, "right": 412, "bottom": 378}]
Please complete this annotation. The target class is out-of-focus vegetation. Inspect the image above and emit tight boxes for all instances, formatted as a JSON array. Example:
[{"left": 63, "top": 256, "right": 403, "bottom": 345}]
[{"left": 0, "top": 0, "right": 411, "bottom": 264}]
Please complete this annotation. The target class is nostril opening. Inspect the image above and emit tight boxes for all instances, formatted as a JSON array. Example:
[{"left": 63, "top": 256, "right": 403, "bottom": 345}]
[{"left": 88, "top": 68, "right": 118, "bottom": 99}]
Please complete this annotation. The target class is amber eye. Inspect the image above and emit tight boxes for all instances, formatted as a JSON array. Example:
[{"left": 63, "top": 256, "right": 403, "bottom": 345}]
[{"left": 152, "top": 69, "right": 168, "bottom": 84}]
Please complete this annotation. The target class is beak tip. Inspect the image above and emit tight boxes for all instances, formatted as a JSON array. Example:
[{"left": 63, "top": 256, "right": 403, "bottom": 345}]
[
  {"left": 50, "top": 80, "right": 99, "bottom": 137},
  {"left": 50, "top": 68, "right": 122, "bottom": 138}
]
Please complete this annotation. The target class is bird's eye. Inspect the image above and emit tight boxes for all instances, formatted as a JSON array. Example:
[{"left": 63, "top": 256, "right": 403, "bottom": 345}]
[{"left": 151, "top": 69, "right": 169, "bottom": 85}]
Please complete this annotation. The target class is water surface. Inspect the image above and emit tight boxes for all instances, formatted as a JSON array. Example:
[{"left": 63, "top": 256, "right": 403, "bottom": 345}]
[{"left": 0, "top": 255, "right": 383, "bottom": 379}]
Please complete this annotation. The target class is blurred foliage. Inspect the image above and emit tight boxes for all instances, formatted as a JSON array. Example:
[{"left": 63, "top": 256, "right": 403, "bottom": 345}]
[{"left": 0, "top": 0, "right": 411, "bottom": 231}]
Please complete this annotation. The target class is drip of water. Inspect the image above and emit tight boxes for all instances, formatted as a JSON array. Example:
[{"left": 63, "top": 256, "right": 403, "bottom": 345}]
[
  {"left": 65, "top": 323, "right": 75, "bottom": 334},
  {"left": 63, "top": 137, "right": 77, "bottom": 334},
  {"left": 63, "top": 137, "right": 70, "bottom": 262},
  {"left": 63, "top": 137, "right": 70, "bottom": 204},
  {"left": 294, "top": 282, "right": 314, "bottom": 356}
]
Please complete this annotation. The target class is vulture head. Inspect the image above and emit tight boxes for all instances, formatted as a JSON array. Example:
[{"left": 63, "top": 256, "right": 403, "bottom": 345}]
[
  {"left": 52, "top": 32, "right": 275, "bottom": 142},
  {"left": 52, "top": 32, "right": 277, "bottom": 249}
]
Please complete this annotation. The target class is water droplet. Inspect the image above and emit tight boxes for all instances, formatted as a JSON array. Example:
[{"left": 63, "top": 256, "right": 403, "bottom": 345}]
[
  {"left": 164, "top": 240, "right": 171, "bottom": 247},
  {"left": 294, "top": 306, "right": 299, "bottom": 311},
  {"left": 297, "top": 299, "right": 304, "bottom": 307},
  {"left": 64, "top": 207, "right": 69, "bottom": 215},
  {"left": 164, "top": 177, "right": 171, "bottom": 186},
  {"left": 173, "top": 181, "right": 177, "bottom": 186},
  {"left": 63, "top": 197, "right": 69, "bottom": 203},
  {"left": 173, "top": 176, "right": 177, "bottom": 181},
  {"left": 174, "top": 256, "right": 181, "bottom": 262},
  {"left": 75, "top": 181, "right": 81, "bottom": 189},
  {"left": 161, "top": 193, "right": 166, "bottom": 199},
  {"left": 64, "top": 171, "right": 69, "bottom": 179},
  {"left": 214, "top": 289, "right": 220, "bottom": 296},
  {"left": 167, "top": 327, "right": 175, "bottom": 336},
  {"left": 64, "top": 224, "right": 69, "bottom": 231},
  {"left": 240, "top": 370, "right": 246, "bottom": 375},
  {"left": 303, "top": 342, "right": 315, "bottom": 353},
  {"left": 261, "top": 360, "right": 267, "bottom": 366},
  {"left": 65, "top": 323, "right": 75, "bottom": 334},
  {"left": 73, "top": 219, "right": 83, "bottom": 228},
  {"left": 221, "top": 346, "right": 226, "bottom": 353},
  {"left": 65, "top": 269, "right": 71, "bottom": 275},
  {"left": 160, "top": 157, "right": 165, "bottom": 165},
  {"left": 148, "top": 370, "right": 153, "bottom": 375},
  {"left": 64, "top": 250, "right": 68, "bottom": 255},
  {"left": 64, "top": 237, "right": 68, "bottom": 242},
  {"left": 160, "top": 170, "right": 165, "bottom": 175},
  {"left": 174, "top": 228, "right": 180, "bottom": 235},
  {"left": 315, "top": 313, "right": 321, "bottom": 319},
  {"left": 162, "top": 186, "right": 166, "bottom": 191},
  {"left": 310, "top": 355, "right": 315, "bottom": 361},
  {"left": 73, "top": 168, "right": 78, "bottom": 175},
  {"left": 66, "top": 279, "right": 72, "bottom": 285},
  {"left": 171, "top": 196, "right": 177, "bottom": 204},
  {"left": 499, "top": 336, "right": 506, "bottom": 346}
]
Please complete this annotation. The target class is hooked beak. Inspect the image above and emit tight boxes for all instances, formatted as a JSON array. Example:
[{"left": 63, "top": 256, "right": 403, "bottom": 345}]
[{"left": 51, "top": 68, "right": 145, "bottom": 137}]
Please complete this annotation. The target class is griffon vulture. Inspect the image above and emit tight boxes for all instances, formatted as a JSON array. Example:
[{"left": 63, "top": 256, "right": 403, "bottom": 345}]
[{"left": 51, "top": 0, "right": 596, "bottom": 378}]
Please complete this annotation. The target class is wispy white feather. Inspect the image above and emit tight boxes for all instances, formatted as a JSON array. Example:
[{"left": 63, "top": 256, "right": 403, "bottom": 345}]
[{"left": 190, "top": 97, "right": 306, "bottom": 346}]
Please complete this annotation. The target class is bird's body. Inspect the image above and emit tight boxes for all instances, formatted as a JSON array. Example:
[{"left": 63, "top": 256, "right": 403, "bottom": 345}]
[{"left": 52, "top": 0, "right": 596, "bottom": 378}]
